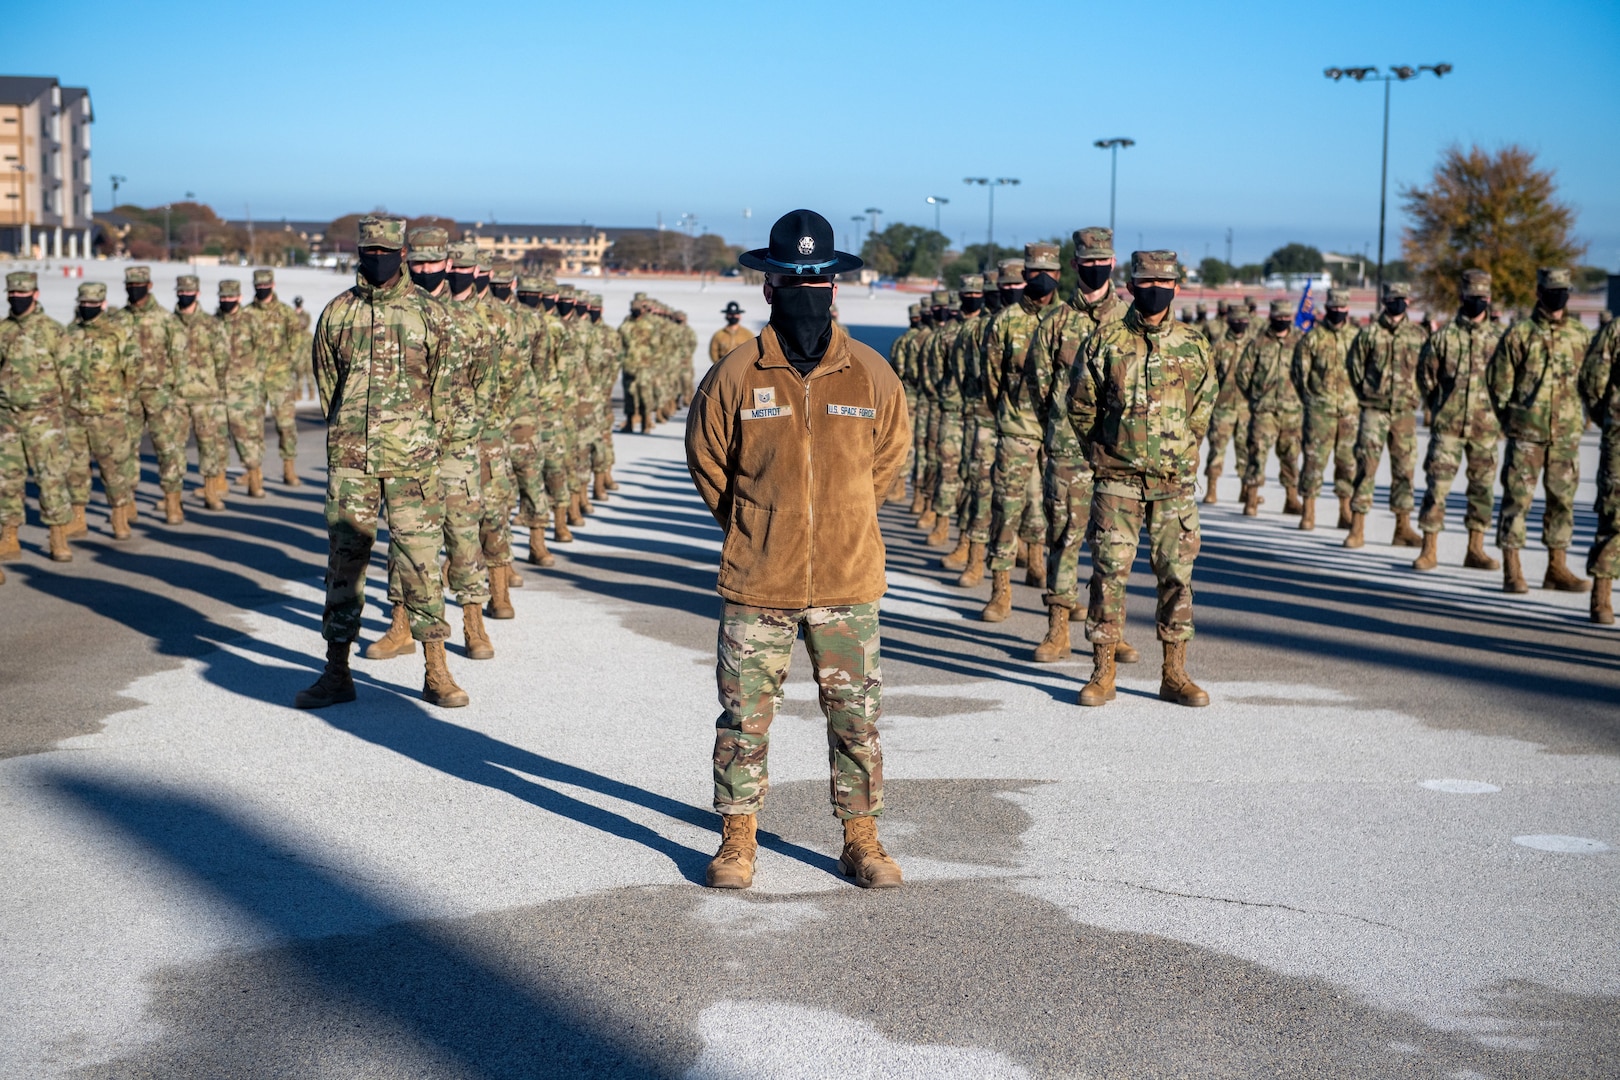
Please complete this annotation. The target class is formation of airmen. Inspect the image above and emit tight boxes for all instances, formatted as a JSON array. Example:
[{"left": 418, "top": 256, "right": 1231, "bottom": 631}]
[{"left": 893, "top": 233, "right": 1620, "bottom": 677}]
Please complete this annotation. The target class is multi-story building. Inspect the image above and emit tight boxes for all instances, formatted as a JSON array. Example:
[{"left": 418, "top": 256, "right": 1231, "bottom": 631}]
[
  {"left": 0, "top": 75, "right": 93, "bottom": 258},
  {"left": 460, "top": 223, "right": 609, "bottom": 275}
]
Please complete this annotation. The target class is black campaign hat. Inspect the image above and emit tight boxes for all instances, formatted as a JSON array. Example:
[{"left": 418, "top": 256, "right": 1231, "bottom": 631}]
[
  {"left": 738, "top": 208, "right": 863, "bottom": 276},
  {"left": 721, "top": 301, "right": 745, "bottom": 315}
]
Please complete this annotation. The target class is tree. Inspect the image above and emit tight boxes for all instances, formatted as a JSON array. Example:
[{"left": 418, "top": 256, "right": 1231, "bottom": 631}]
[
  {"left": 1232, "top": 263, "right": 1265, "bottom": 285},
  {"left": 1263, "top": 243, "right": 1324, "bottom": 277},
  {"left": 861, "top": 222, "right": 950, "bottom": 281},
  {"left": 942, "top": 242, "right": 1021, "bottom": 288},
  {"left": 1199, "top": 257, "right": 1233, "bottom": 287},
  {"left": 1401, "top": 144, "right": 1585, "bottom": 314}
]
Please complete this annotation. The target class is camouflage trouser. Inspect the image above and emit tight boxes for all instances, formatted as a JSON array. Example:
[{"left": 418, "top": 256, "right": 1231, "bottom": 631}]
[
  {"left": 961, "top": 413, "right": 997, "bottom": 541},
  {"left": 389, "top": 442, "right": 488, "bottom": 608},
  {"left": 989, "top": 434, "right": 1046, "bottom": 571},
  {"left": 912, "top": 397, "right": 935, "bottom": 487},
  {"left": 1205, "top": 399, "right": 1250, "bottom": 479},
  {"left": 81, "top": 413, "right": 134, "bottom": 508},
  {"left": 1243, "top": 409, "right": 1302, "bottom": 492},
  {"left": 174, "top": 397, "right": 229, "bottom": 478},
  {"left": 901, "top": 388, "right": 918, "bottom": 480},
  {"left": 1351, "top": 408, "right": 1417, "bottom": 514},
  {"left": 1496, "top": 434, "right": 1580, "bottom": 552},
  {"left": 226, "top": 388, "right": 266, "bottom": 470},
  {"left": 623, "top": 370, "right": 654, "bottom": 423},
  {"left": 267, "top": 377, "right": 298, "bottom": 461},
  {"left": 126, "top": 390, "right": 188, "bottom": 495},
  {"left": 586, "top": 404, "right": 613, "bottom": 476},
  {"left": 62, "top": 410, "right": 90, "bottom": 507},
  {"left": 931, "top": 405, "right": 966, "bottom": 519},
  {"left": 1300, "top": 404, "right": 1357, "bottom": 499},
  {"left": 1588, "top": 426, "right": 1620, "bottom": 579},
  {"left": 921, "top": 398, "right": 943, "bottom": 498},
  {"left": 1086, "top": 489, "right": 1199, "bottom": 645},
  {"left": 322, "top": 468, "right": 448, "bottom": 644},
  {"left": 1042, "top": 453, "right": 1094, "bottom": 610},
  {"left": 477, "top": 436, "right": 515, "bottom": 569},
  {"left": 535, "top": 425, "right": 573, "bottom": 519},
  {"left": 1418, "top": 432, "right": 1498, "bottom": 535},
  {"left": 507, "top": 418, "right": 545, "bottom": 527},
  {"left": 593, "top": 400, "right": 616, "bottom": 470},
  {"left": 713, "top": 600, "right": 884, "bottom": 820},
  {"left": 0, "top": 407, "right": 73, "bottom": 527}
]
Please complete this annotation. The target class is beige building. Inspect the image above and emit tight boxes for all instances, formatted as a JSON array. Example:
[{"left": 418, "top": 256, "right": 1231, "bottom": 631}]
[
  {"left": 1, "top": 76, "right": 94, "bottom": 258},
  {"left": 460, "top": 222, "right": 609, "bottom": 274}
]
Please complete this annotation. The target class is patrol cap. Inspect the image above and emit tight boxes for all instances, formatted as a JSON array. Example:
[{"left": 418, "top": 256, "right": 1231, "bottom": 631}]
[
  {"left": 997, "top": 259, "right": 1025, "bottom": 285},
  {"left": 124, "top": 265, "right": 152, "bottom": 285},
  {"left": 252, "top": 269, "right": 275, "bottom": 286},
  {"left": 1325, "top": 288, "right": 1351, "bottom": 306},
  {"left": 357, "top": 215, "right": 406, "bottom": 250},
  {"left": 1195, "top": 302, "right": 1208, "bottom": 315},
  {"left": 219, "top": 279, "right": 242, "bottom": 298},
  {"left": 475, "top": 251, "right": 492, "bottom": 272},
  {"left": 1072, "top": 226, "right": 1113, "bottom": 260},
  {"left": 1269, "top": 299, "right": 1292, "bottom": 318},
  {"left": 959, "top": 274, "right": 985, "bottom": 293},
  {"left": 490, "top": 260, "right": 517, "bottom": 284},
  {"left": 1129, "top": 250, "right": 1179, "bottom": 282},
  {"left": 558, "top": 284, "right": 577, "bottom": 298},
  {"left": 176, "top": 274, "right": 200, "bottom": 292},
  {"left": 77, "top": 281, "right": 107, "bottom": 303},
  {"left": 591, "top": 294, "right": 604, "bottom": 307},
  {"left": 1381, "top": 281, "right": 1411, "bottom": 300},
  {"left": 517, "top": 272, "right": 546, "bottom": 292},
  {"left": 1243, "top": 295, "right": 1258, "bottom": 309},
  {"left": 6, "top": 270, "right": 37, "bottom": 292},
  {"left": 1227, "top": 305, "right": 1248, "bottom": 322},
  {"left": 447, "top": 240, "right": 479, "bottom": 269},
  {"left": 1216, "top": 300, "right": 1229, "bottom": 315},
  {"left": 946, "top": 290, "right": 961, "bottom": 309},
  {"left": 541, "top": 278, "right": 559, "bottom": 293},
  {"left": 1460, "top": 269, "right": 1491, "bottom": 298},
  {"left": 930, "top": 289, "right": 950, "bottom": 305},
  {"left": 406, "top": 226, "right": 449, "bottom": 262},
  {"left": 633, "top": 291, "right": 648, "bottom": 302},
  {"left": 907, "top": 302, "right": 921, "bottom": 317},
  {"left": 1537, "top": 267, "right": 1571, "bottom": 290},
  {"left": 1024, "top": 242, "right": 1061, "bottom": 272}
]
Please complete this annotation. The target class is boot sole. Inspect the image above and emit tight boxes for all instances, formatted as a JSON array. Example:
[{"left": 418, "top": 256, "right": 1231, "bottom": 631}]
[
  {"left": 486, "top": 606, "right": 515, "bottom": 620},
  {"left": 465, "top": 646, "right": 495, "bottom": 660},
  {"left": 1031, "top": 649, "right": 1071, "bottom": 663},
  {"left": 365, "top": 643, "right": 416, "bottom": 660},
  {"left": 423, "top": 691, "right": 470, "bottom": 708},
  {"left": 979, "top": 611, "right": 1010, "bottom": 623},
  {"left": 295, "top": 688, "right": 357, "bottom": 709},
  {"left": 1160, "top": 687, "right": 1211, "bottom": 707},
  {"left": 1078, "top": 688, "right": 1116, "bottom": 706},
  {"left": 839, "top": 857, "right": 902, "bottom": 889}
]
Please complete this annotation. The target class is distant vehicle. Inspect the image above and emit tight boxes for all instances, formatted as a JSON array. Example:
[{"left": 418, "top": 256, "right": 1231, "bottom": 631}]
[{"left": 721, "top": 267, "right": 741, "bottom": 277}]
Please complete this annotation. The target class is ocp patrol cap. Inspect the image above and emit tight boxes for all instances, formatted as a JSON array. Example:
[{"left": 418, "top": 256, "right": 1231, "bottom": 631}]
[
  {"left": 1129, "top": 250, "right": 1179, "bottom": 281},
  {"left": 475, "top": 251, "right": 492, "bottom": 272},
  {"left": 6, "top": 270, "right": 37, "bottom": 291},
  {"left": 218, "top": 279, "right": 242, "bottom": 298},
  {"left": 558, "top": 284, "right": 577, "bottom": 298},
  {"left": 1023, "top": 242, "right": 1061, "bottom": 271},
  {"left": 447, "top": 240, "right": 480, "bottom": 269},
  {"left": 1325, "top": 288, "right": 1351, "bottom": 306},
  {"left": 77, "top": 281, "right": 107, "bottom": 302},
  {"left": 357, "top": 216, "right": 406, "bottom": 250},
  {"left": 907, "top": 303, "right": 921, "bottom": 317},
  {"left": 1072, "top": 227, "right": 1113, "bottom": 260},
  {"left": 252, "top": 269, "right": 275, "bottom": 286},
  {"left": 930, "top": 289, "right": 950, "bottom": 305},
  {"left": 1381, "top": 281, "right": 1411, "bottom": 300},
  {"left": 406, "top": 226, "right": 449, "bottom": 263},
  {"left": 517, "top": 273, "right": 546, "bottom": 292},
  {"left": 1537, "top": 267, "right": 1571, "bottom": 290},
  {"left": 959, "top": 274, "right": 985, "bottom": 293},
  {"left": 176, "top": 274, "right": 200, "bottom": 292},
  {"left": 1269, "top": 299, "right": 1292, "bottom": 318},
  {"left": 489, "top": 260, "right": 517, "bottom": 284},
  {"left": 124, "top": 265, "right": 152, "bottom": 285},
  {"left": 997, "top": 259, "right": 1025, "bottom": 285},
  {"left": 1460, "top": 270, "right": 1491, "bottom": 297}
]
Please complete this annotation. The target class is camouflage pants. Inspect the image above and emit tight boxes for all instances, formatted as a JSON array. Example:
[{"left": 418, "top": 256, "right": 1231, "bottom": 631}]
[
  {"left": 394, "top": 442, "right": 488, "bottom": 608},
  {"left": 961, "top": 414, "right": 997, "bottom": 541},
  {"left": 1243, "top": 409, "right": 1302, "bottom": 492},
  {"left": 623, "top": 370, "right": 654, "bottom": 423},
  {"left": 62, "top": 411, "right": 90, "bottom": 507},
  {"left": 1588, "top": 426, "right": 1620, "bottom": 579},
  {"left": 126, "top": 391, "right": 188, "bottom": 495},
  {"left": 534, "top": 425, "right": 573, "bottom": 520},
  {"left": 322, "top": 469, "right": 448, "bottom": 644},
  {"left": 921, "top": 398, "right": 943, "bottom": 498},
  {"left": 226, "top": 390, "right": 266, "bottom": 470},
  {"left": 901, "top": 388, "right": 918, "bottom": 480},
  {"left": 1418, "top": 432, "right": 1498, "bottom": 535},
  {"left": 478, "top": 437, "right": 515, "bottom": 569},
  {"left": 593, "top": 401, "right": 617, "bottom": 470},
  {"left": 989, "top": 434, "right": 1046, "bottom": 571},
  {"left": 267, "top": 378, "right": 298, "bottom": 461},
  {"left": 81, "top": 413, "right": 134, "bottom": 508},
  {"left": 1042, "top": 453, "right": 1094, "bottom": 610},
  {"left": 1496, "top": 434, "right": 1581, "bottom": 552},
  {"left": 174, "top": 397, "right": 229, "bottom": 478},
  {"left": 1086, "top": 489, "right": 1199, "bottom": 645},
  {"left": 931, "top": 405, "right": 966, "bottom": 519},
  {"left": 713, "top": 600, "right": 884, "bottom": 820},
  {"left": 912, "top": 397, "right": 935, "bottom": 487},
  {"left": 1205, "top": 399, "right": 1250, "bottom": 479},
  {"left": 1300, "top": 404, "right": 1357, "bottom": 499},
  {"left": 1351, "top": 408, "right": 1417, "bottom": 514},
  {"left": 507, "top": 418, "right": 545, "bottom": 528},
  {"left": 0, "top": 407, "right": 73, "bottom": 527}
]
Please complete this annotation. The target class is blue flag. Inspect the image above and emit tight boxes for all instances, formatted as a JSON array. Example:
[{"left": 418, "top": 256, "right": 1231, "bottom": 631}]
[{"left": 1294, "top": 280, "right": 1316, "bottom": 331}]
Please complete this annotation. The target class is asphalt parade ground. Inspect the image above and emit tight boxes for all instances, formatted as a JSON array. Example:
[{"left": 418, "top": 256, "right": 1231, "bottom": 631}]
[{"left": 0, "top": 269, "right": 1617, "bottom": 1079}]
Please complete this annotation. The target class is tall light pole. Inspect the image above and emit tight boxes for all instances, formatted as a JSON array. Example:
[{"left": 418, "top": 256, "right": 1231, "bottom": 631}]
[
  {"left": 163, "top": 203, "right": 172, "bottom": 261},
  {"left": 1092, "top": 138, "right": 1135, "bottom": 237},
  {"left": 963, "top": 177, "right": 1020, "bottom": 269},
  {"left": 925, "top": 195, "right": 949, "bottom": 234},
  {"left": 1325, "top": 63, "right": 1451, "bottom": 294},
  {"left": 109, "top": 173, "right": 126, "bottom": 209},
  {"left": 851, "top": 214, "right": 865, "bottom": 255},
  {"left": 864, "top": 206, "right": 882, "bottom": 241}
]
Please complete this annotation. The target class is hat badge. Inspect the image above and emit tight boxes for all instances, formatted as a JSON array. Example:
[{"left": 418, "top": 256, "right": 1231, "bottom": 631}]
[{"left": 797, "top": 236, "right": 815, "bottom": 256}]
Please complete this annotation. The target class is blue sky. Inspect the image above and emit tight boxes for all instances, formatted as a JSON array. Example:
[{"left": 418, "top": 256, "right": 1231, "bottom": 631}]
[{"left": 8, "top": 0, "right": 1618, "bottom": 268}]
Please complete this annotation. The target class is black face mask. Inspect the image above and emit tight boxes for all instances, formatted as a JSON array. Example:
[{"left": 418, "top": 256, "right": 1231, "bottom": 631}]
[
  {"left": 8, "top": 296, "right": 32, "bottom": 317},
  {"left": 176, "top": 295, "right": 199, "bottom": 312},
  {"left": 126, "top": 284, "right": 150, "bottom": 304},
  {"left": 998, "top": 286, "right": 1024, "bottom": 308},
  {"left": 519, "top": 293, "right": 541, "bottom": 308},
  {"left": 542, "top": 297, "right": 557, "bottom": 312},
  {"left": 1133, "top": 285, "right": 1175, "bottom": 317},
  {"left": 78, "top": 304, "right": 102, "bottom": 322},
  {"left": 1024, "top": 273, "right": 1058, "bottom": 300},
  {"left": 1538, "top": 288, "right": 1569, "bottom": 313},
  {"left": 475, "top": 274, "right": 490, "bottom": 294},
  {"left": 1324, "top": 308, "right": 1348, "bottom": 327},
  {"left": 1077, "top": 264, "right": 1112, "bottom": 291},
  {"left": 219, "top": 299, "right": 239, "bottom": 314},
  {"left": 920, "top": 314, "right": 934, "bottom": 328},
  {"left": 1270, "top": 317, "right": 1292, "bottom": 334},
  {"left": 769, "top": 284, "right": 834, "bottom": 367},
  {"left": 491, "top": 283, "right": 512, "bottom": 300},
  {"left": 448, "top": 270, "right": 477, "bottom": 295},
  {"left": 1229, "top": 320, "right": 1248, "bottom": 335},
  {"left": 410, "top": 267, "right": 446, "bottom": 293},
  {"left": 960, "top": 295, "right": 983, "bottom": 314},
  {"left": 726, "top": 315, "right": 741, "bottom": 325},
  {"left": 557, "top": 300, "right": 575, "bottom": 316},
  {"left": 1459, "top": 296, "right": 1489, "bottom": 319},
  {"left": 358, "top": 250, "right": 402, "bottom": 287},
  {"left": 589, "top": 310, "right": 602, "bottom": 323},
  {"left": 254, "top": 286, "right": 273, "bottom": 302},
  {"left": 983, "top": 291, "right": 1003, "bottom": 313},
  {"left": 1383, "top": 299, "right": 1408, "bottom": 318}
]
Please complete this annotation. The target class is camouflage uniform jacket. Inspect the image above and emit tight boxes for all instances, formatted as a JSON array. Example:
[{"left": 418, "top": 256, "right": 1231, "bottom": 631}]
[
  {"left": 1418, "top": 314, "right": 1504, "bottom": 441},
  {"left": 525, "top": 308, "right": 567, "bottom": 423},
  {"left": 1210, "top": 327, "right": 1252, "bottom": 410},
  {"left": 1067, "top": 306, "right": 1217, "bottom": 501},
  {"left": 217, "top": 307, "right": 264, "bottom": 396},
  {"left": 1347, "top": 313, "right": 1426, "bottom": 412},
  {"left": 909, "top": 327, "right": 937, "bottom": 402},
  {"left": 246, "top": 296, "right": 303, "bottom": 391},
  {"left": 0, "top": 307, "right": 67, "bottom": 412},
  {"left": 1032, "top": 285, "right": 1126, "bottom": 459},
  {"left": 441, "top": 294, "right": 502, "bottom": 448},
  {"left": 57, "top": 315, "right": 139, "bottom": 417},
  {"left": 955, "top": 312, "right": 995, "bottom": 419},
  {"left": 595, "top": 319, "right": 625, "bottom": 397},
  {"left": 115, "top": 296, "right": 187, "bottom": 398},
  {"left": 173, "top": 308, "right": 226, "bottom": 401},
  {"left": 1579, "top": 318, "right": 1620, "bottom": 427},
  {"left": 925, "top": 320, "right": 965, "bottom": 410},
  {"left": 618, "top": 315, "right": 657, "bottom": 374},
  {"left": 994, "top": 295, "right": 1058, "bottom": 439},
  {"left": 1487, "top": 309, "right": 1593, "bottom": 443},
  {"left": 1234, "top": 325, "right": 1304, "bottom": 415},
  {"left": 888, "top": 326, "right": 919, "bottom": 384},
  {"left": 477, "top": 295, "right": 528, "bottom": 434},
  {"left": 1290, "top": 319, "right": 1358, "bottom": 415},
  {"left": 312, "top": 271, "right": 449, "bottom": 476}
]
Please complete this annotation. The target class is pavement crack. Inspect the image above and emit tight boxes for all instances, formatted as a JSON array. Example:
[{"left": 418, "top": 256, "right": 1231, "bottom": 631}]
[{"left": 1078, "top": 874, "right": 1412, "bottom": 935}]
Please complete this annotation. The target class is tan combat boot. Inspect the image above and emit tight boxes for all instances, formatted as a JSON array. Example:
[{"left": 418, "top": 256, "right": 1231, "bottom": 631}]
[
  {"left": 283, "top": 459, "right": 301, "bottom": 487},
  {"left": 566, "top": 492, "right": 584, "bottom": 526},
  {"left": 0, "top": 524, "right": 19, "bottom": 561},
  {"left": 1241, "top": 484, "right": 1259, "bottom": 517},
  {"left": 528, "top": 529, "right": 556, "bottom": 568},
  {"left": 980, "top": 570, "right": 1012, "bottom": 622},
  {"left": 365, "top": 604, "right": 417, "bottom": 660},
  {"left": 554, "top": 511, "right": 574, "bottom": 544},
  {"left": 126, "top": 497, "right": 139, "bottom": 522},
  {"left": 422, "top": 640, "right": 470, "bottom": 708},
  {"left": 926, "top": 514, "right": 950, "bottom": 548},
  {"left": 1116, "top": 639, "right": 1141, "bottom": 664},
  {"left": 1336, "top": 495, "right": 1353, "bottom": 529},
  {"left": 1502, "top": 548, "right": 1528, "bottom": 594},
  {"left": 1015, "top": 539, "right": 1028, "bottom": 568},
  {"left": 110, "top": 503, "right": 132, "bottom": 540},
  {"left": 0, "top": 565, "right": 6, "bottom": 585},
  {"left": 246, "top": 465, "right": 266, "bottom": 498},
  {"left": 593, "top": 471, "right": 609, "bottom": 502},
  {"left": 1078, "top": 643, "right": 1117, "bottom": 706},
  {"left": 705, "top": 813, "right": 758, "bottom": 889},
  {"left": 1592, "top": 578, "right": 1614, "bottom": 625},
  {"left": 1412, "top": 531, "right": 1439, "bottom": 571},
  {"left": 1543, "top": 548, "right": 1590, "bottom": 593},
  {"left": 910, "top": 489, "right": 927, "bottom": 515},
  {"left": 1032, "top": 604, "right": 1072, "bottom": 663},
  {"left": 1283, "top": 486, "right": 1303, "bottom": 515},
  {"left": 1024, "top": 542, "right": 1047, "bottom": 588},
  {"left": 463, "top": 603, "right": 494, "bottom": 660},
  {"left": 604, "top": 471, "right": 620, "bottom": 492},
  {"left": 1202, "top": 467, "right": 1220, "bottom": 505},
  {"left": 916, "top": 508, "right": 937, "bottom": 532},
  {"left": 1298, "top": 497, "right": 1316, "bottom": 531},
  {"left": 579, "top": 487, "right": 596, "bottom": 516},
  {"left": 66, "top": 504, "right": 88, "bottom": 537},
  {"left": 163, "top": 490, "right": 185, "bottom": 525},
  {"left": 207, "top": 475, "right": 228, "bottom": 511},
  {"left": 1159, "top": 640, "right": 1210, "bottom": 707},
  {"left": 486, "top": 564, "right": 515, "bottom": 619},
  {"left": 1463, "top": 529, "right": 1499, "bottom": 571},
  {"left": 940, "top": 534, "right": 971, "bottom": 572},
  {"left": 839, "top": 816, "right": 903, "bottom": 889},
  {"left": 48, "top": 524, "right": 72, "bottom": 563},
  {"left": 507, "top": 563, "right": 524, "bottom": 589},
  {"left": 955, "top": 542, "right": 986, "bottom": 588},
  {"left": 295, "top": 640, "right": 357, "bottom": 709},
  {"left": 1391, "top": 511, "right": 1422, "bottom": 547},
  {"left": 1343, "top": 512, "right": 1366, "bottom": 549}
]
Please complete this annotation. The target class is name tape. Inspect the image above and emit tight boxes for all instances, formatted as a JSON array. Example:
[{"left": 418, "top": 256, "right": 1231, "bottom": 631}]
[
  {"left": 827, "top": 404, "right": 877, "bottom": 419},
  {"left": 740, "top": 404, "right": 793, "bottom": 421}
]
